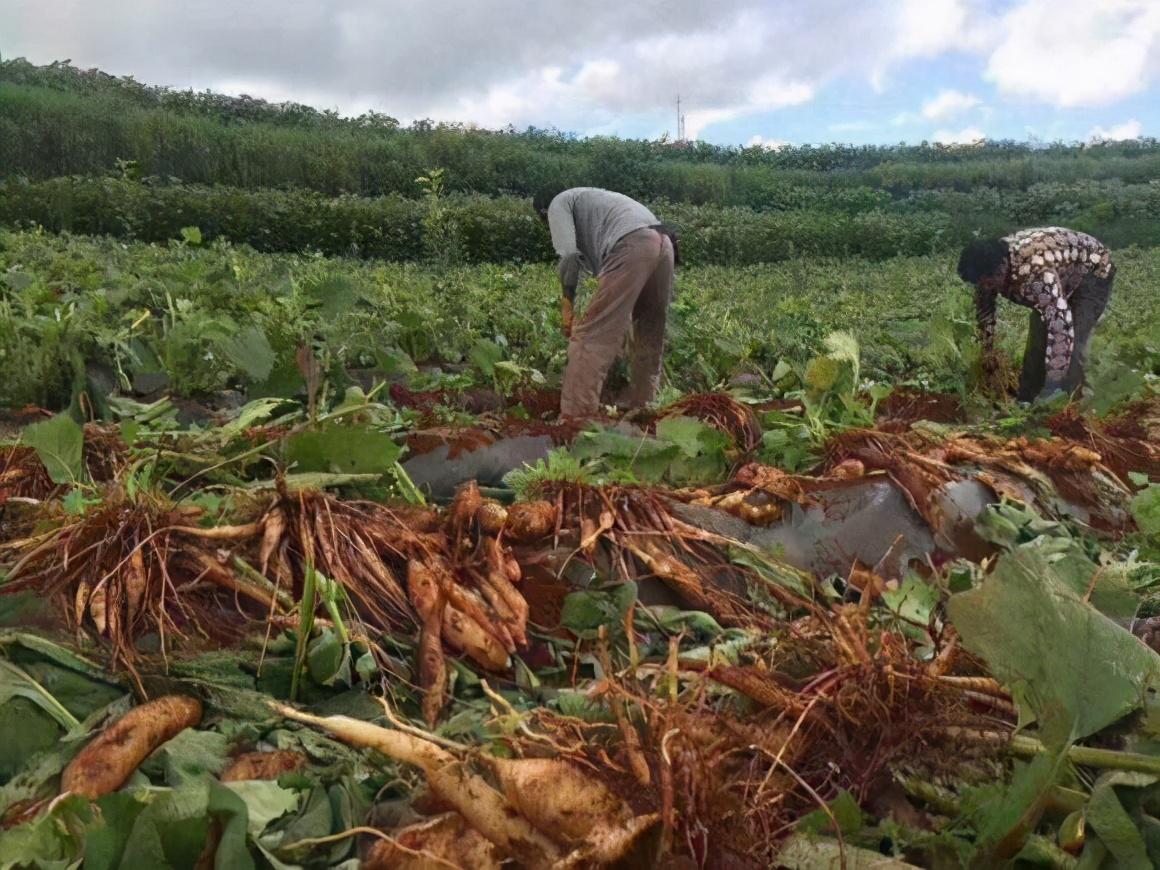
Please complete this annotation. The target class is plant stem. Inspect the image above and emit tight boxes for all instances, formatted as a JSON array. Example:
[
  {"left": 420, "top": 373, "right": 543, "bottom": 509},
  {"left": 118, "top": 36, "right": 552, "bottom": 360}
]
[{"left": 1009, "top": 733, "right": 1160, "bottom": 776}]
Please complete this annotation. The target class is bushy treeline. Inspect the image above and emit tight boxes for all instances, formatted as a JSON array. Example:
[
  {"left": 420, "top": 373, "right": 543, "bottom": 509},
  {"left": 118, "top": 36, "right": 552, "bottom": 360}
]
[{"left": 4, "top": 58, "right": 1160, "bottom": 208}]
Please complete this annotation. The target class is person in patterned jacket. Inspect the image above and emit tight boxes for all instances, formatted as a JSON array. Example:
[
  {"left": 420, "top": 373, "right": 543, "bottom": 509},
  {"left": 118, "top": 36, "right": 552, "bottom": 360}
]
[{"left": 957, "top": 227, "right": 1115, "bottom": 402}]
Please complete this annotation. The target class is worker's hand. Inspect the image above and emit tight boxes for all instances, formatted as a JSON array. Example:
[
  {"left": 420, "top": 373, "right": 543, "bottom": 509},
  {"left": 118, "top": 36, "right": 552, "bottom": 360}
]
[{"left": 561, "top": 297, "right": 575, "bottom": 339}]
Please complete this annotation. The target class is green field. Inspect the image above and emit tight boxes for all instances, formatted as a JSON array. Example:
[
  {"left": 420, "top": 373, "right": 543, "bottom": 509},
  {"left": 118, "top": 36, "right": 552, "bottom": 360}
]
[{"left": 1, "top": 58, "right": 1159, "bottom": 870}]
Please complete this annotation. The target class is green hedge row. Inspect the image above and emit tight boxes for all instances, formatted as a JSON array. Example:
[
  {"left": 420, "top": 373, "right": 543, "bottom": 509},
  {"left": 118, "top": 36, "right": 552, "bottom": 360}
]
[
  {"left": 0, "top": 177, "right": 965, "bottom": 264},
  {"left": 6, "top": 176, "right": 1160, "bottom": 266}
]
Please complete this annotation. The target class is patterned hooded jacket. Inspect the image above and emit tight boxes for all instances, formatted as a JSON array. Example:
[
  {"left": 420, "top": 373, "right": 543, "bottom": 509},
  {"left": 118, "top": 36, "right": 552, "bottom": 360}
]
[{"left": 977, "top": 227, "right": 1114, "bottom": 382}]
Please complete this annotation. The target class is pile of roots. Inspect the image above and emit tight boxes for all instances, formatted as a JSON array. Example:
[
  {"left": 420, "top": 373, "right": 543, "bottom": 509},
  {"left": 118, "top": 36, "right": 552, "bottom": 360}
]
[{"left": 278, "top": 594, "right": 1014, "bottom": 869}]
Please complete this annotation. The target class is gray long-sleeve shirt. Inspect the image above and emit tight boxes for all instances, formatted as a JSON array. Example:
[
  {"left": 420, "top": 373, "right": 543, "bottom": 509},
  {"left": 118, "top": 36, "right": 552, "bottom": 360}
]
[{"left": 546, "top": 188, "right": 658, "bottom": 288}]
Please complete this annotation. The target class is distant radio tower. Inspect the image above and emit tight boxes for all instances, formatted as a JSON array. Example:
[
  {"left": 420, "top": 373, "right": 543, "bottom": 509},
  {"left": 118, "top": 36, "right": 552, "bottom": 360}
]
[{"left": 676, "top": 95, "right": 686, "bottom": 141}]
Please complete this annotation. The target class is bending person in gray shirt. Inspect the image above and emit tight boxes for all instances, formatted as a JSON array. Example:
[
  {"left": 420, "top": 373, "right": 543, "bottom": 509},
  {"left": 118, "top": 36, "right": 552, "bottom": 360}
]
[{"left": 534, "top": 186, "right": 676, "bottom": 417}]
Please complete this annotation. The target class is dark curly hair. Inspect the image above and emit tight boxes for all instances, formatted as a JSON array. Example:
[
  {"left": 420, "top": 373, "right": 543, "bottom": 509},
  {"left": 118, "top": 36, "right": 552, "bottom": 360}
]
[
  {"left": 532, "top": 186, "right": 565, "bottom": 215},
  {"left": 957, "top": 238, "right": 1009, "bottom": 284}
]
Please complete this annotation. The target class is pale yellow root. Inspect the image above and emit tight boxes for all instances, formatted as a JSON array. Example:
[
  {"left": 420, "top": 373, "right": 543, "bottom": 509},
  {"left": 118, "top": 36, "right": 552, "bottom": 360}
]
[{"left": 271, "top": 703, "right": 560, "bottom": 867}]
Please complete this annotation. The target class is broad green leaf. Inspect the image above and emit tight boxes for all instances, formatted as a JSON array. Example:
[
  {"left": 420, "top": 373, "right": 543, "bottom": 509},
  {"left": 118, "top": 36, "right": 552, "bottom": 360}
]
[
  {"left": 656, "top": 415, "right": 729, "bottom": 457},
  {"left": 1130, "top": 485, "right": 1160, "bottom": 537},
  {"left": 1087, "top": 776, "right": 1153, "bottom": 870},
  {"left": 468, "top": 338, "right": 503, "bottom": 377},
  {"left": 85, "top": 792, "right": 149, "bottom": 870},
  {"left": 285, "top": 425, "right": 402, "bottom": 477},
  {"left": 218, "top": 325, "right": 277, "bottom": 383},
  {"left": 0, "top": 659, "right": 81, "bottom": 731},
  {"left": 207, "top": 781, "right": 258, "bottom": 870},
  {"left": 302, "top": 274, "right": 360, "bottom": 318},
  {"left": 179, "top": 226, "right": 203, "bottom": 245},
  {"left": 560, "top": 582, "right": 638, "bottom": 639},
  {"left": 223, "top": 780, "right": 301, "bottom": 837},
  {"left": 948, "top": 545, "right": 1160, "bottom": 739},
  {"left": 21, "top": 412, "right": 83, "bottom": 484},
  {"left": 881, "top": 575, "right": 939, "bottom": 627},
  {"left": 307, "top": 628, "right": 350, "bottom": 687},
  {"left": 797, "top": 789, "right": 863, "bottom": 835},
  {"left": 146, "top": 728, "right": 230, "bottom": 786},
  {"left": 119, "top": 780, "right": 214, "bottom": 868}
]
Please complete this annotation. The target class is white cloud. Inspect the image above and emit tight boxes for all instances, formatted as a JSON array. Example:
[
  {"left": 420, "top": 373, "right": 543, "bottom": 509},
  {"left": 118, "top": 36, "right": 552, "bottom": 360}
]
[
  {"left": 893, "top": 0, "right": 973, "bottom": 57},
  {"left": 2, "top": 0, "right": 1154, "bottom": 142},
  {"left": 931, "top": 126, "right": 986, "bottom": 144},
  {"left": 1088, "top": 119, "right": 1143, "bottom": 142},
  {"left": 985, "top": 0, "right": 1160, "bottom": 107},
  {"left": 0, "top": 0, "right": 1009, "bottom": 141},
  {"left": 922, "top": 89, "right": 982, "bottom": 121},
  {"left": 747, "top": 135, "right": 791, "bottom": 150},
  {"left": 684, "top": 80, "right": 814, "bottom": 140}
]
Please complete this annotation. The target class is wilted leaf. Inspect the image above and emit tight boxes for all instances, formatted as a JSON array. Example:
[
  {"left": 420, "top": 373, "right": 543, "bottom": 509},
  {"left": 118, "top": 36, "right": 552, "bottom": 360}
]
[
  {"left": 22, "top": 412, "right": 83, "bottom": 484},
  {"left": 970, "top": 752, "right": 1065, "bottom": 861}
]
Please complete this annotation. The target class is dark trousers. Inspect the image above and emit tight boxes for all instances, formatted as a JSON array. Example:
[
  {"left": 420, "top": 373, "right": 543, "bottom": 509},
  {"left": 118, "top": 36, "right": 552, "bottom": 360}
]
[{"left": 1017, "top": 272, "right": 1113, "bottom": 402}]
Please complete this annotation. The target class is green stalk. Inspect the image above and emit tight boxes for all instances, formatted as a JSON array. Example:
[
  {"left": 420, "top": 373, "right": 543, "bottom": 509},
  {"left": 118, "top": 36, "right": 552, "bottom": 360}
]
[
  {"left": 290, "top": 562, "right": 318, "bottom": 701},
  {"left": 231, "top": 556, "right": 296, "bottom": 611},
  {"left": 1010, "top": 733, "right": 1160, "bottom": 776}
]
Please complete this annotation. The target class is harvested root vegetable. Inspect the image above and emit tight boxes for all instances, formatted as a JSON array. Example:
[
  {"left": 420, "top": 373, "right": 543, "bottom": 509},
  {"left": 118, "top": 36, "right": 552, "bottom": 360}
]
[
  {"left": 480, "top": 569, "right": 528, "bottom": 648},
  {"left": 363, "top": 812, "right": 503, "bottom": 870},
  {"left": 507, "top": 500, "right": 557, "bottom": 542},
  {"left": 555, "top": 813, "right": 664, "bottom": 869},
  {"left": 490, "top": 757, "right": 631, "bottom": 844},
  {"left": 409, "top": 560, "right": 511, "bottom": 670},
  {"left": 221, "top": 750, "right": 307, "bottom": 782},
  {"left": 271, "top": 704, "right": 560, "bottom": 867},
  {"left": 417, "top": 595, "right": 449, "bottom": 727},
  {"left": 62, "top": 695, "right": 203, "bottom": 798},
  {"left": 448, "top": 480, "right": 484, "bottom": 536},
  {"left": 476, "top": 500, "right": 508, "bottom": 535},
  {"left": 443, "top": 600, "right": 511, "bottom": 670}
]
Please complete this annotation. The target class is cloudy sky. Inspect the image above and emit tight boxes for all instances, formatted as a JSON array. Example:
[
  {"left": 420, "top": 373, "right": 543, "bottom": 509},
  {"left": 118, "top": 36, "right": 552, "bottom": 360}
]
[{"left": 3, "top": 0, "right": 1159, "bottom": 146}]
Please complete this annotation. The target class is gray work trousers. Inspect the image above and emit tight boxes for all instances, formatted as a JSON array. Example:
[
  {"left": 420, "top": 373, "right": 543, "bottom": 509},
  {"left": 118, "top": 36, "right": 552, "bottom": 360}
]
[{"left": 561, "top": 228, "right": 674, "bottom": 417}]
